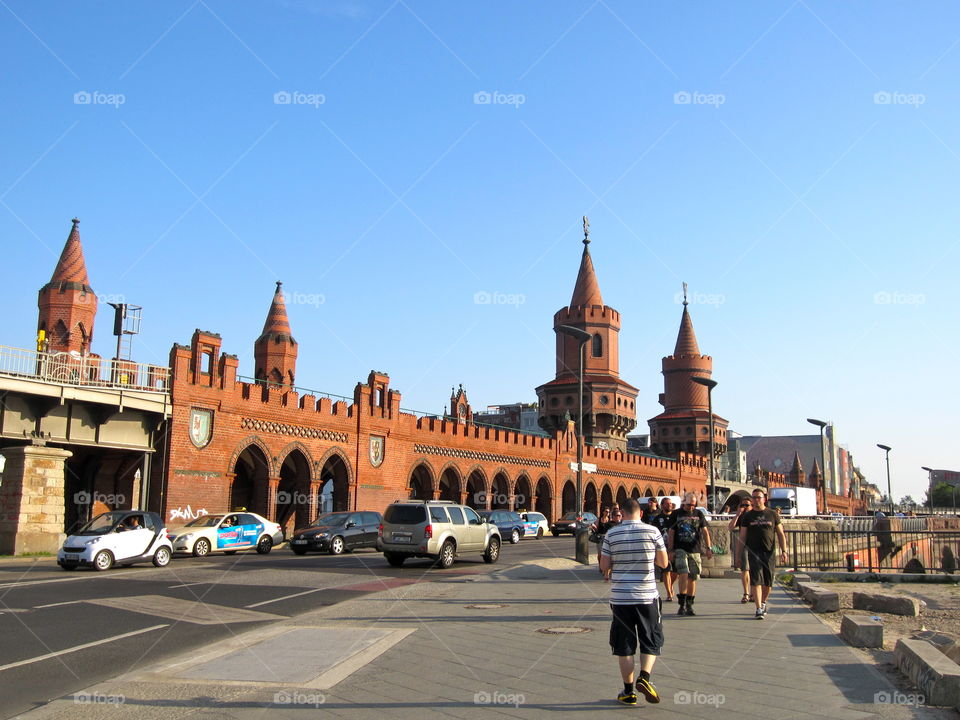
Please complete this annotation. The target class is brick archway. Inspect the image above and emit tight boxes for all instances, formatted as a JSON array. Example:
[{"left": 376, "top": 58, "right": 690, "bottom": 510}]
[
  {"left": 464, "top": 467, "right": 487, "bottom": 509},
  {"left": 438, "top": 463, "right": 462, "bottom": 502},
  {"left": 318, "top": 448, "right": 352, "bottom": 514},
  {"left": 230, "top": 441, "right": 271, "bottom": 516},
  {"left": 409, "top": 461, "right": 435, "bottom": 500},
  {"left": 514, "top": 474, "right": 532, "bottom": 512},
  {"left": 535, "top": 476, "right": 553, "bottom": 522}
]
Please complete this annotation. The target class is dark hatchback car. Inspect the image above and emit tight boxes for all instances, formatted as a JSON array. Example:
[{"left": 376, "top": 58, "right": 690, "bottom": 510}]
[
  {"left": 478, "top": 510, "right": 525, "bottom": 544},
  {"left": 289, "top": 511, "right": 382, "bottom": 555},
  {"left": 550, "top": 511, "right": 599, "bottom": 536}
]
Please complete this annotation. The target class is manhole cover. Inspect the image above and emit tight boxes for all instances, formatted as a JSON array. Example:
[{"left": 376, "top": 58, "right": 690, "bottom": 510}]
[
  {"left": 537, "top": 626, "right": 592, "bottom": 635},
  {"left": 465, "top": 603, "right": 508, "bottom": 609}
]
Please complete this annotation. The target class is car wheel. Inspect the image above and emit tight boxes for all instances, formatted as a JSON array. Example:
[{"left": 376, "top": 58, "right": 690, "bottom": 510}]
[
  {"left": 291, "top": 546, "right": 307, "bottom": 556},
  {"left": 537, "top": 528, "right": 544, "bottom": 539},
  {"left": 93, "top": 550, "right": 114, "bottom": 571},
  {"left": 256, "top": 535, "right": 273, "bottom": 554},
  {"left": 510, "top": 529, "right": 521, "bottom": 545},
  {"left": 329, "top": 536, "right": 345, "bottom": 555},
  {"left": 60, "top": 563, "right": 77, "bottom": 571},
  {"left": 153, "top": 546, "right": 171, "bottom": 567},
  {"left": 192, "top": 538, "right": 211, "bottom": 557},
  {"left": 435, "top": 540, "right": 455, "bottom": 569},
  {"left": 551, "top": 530, "right": 559, "bottom": 537},
  {"left": 384, "top": 552, "right": 406, "bottom": 568},
  {"left": 483, "top": 537, "right": 501, "bottom": 564}
]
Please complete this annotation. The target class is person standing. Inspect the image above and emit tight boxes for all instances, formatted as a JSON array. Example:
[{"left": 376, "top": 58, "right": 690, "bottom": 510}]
[
  {"left": 737, "top": 489, "right": 788, "bottom": 619},
  {"left": 600, "top": 498, "right": 669, "bottom": 706},
  {"left": 592, "top": 507, "right": 613, "bottom": 570},
  {"left": 667, "top": 492, "right": 713, "bottom": 616},
  {"left": 728, "top": 499, "right": 753, "bottom": 603},
  {"left": 641, "top": 497, "right": 659, "bottom": 524},
  {"left": 650, "top": 497, "right": 676, "bottom": 601}
]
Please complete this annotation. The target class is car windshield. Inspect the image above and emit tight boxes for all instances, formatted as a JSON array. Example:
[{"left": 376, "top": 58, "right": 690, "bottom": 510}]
[
  {"left": 560, "top": 512, "right": 580, "bottom": 520},
  {"left": 312, "top": 513, "right": 350, "bottom": 527},
  {"left": 184, "top": 515, "right": 225, "bottom": 528},
  {"left": 76, "top": 511, "right": 127, "bottom": 535}
]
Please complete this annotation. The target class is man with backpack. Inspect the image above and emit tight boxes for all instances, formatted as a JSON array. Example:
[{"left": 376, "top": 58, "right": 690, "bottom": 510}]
[{"left": 667, "top": 493, "right": 713, "bottom": 616}]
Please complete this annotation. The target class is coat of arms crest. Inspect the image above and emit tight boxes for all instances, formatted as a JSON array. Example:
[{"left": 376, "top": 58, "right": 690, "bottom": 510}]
[
  {"left": 369, "top": 436, "right": 385, "bottom": 467},
  {"left": 189, "top": 408, "right": 213, "bottom": 449}
]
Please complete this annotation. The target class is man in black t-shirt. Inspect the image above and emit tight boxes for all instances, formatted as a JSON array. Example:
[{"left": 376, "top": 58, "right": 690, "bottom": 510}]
[
  {"left": 650, "top": 498, "right": 676, "bottom": 601},
  {"left": 737, "top": 489, "right": 787, "bottom": 619},
  {"left": 640, "top": 498, "right": 659, "bottom": 525},
  {"left": 666, "top": 493, "right": 712, "bottom": 616}
]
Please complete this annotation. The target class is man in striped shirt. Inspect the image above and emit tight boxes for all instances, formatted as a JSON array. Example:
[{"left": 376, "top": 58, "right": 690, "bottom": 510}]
[{"left": 600, "top": 497, "right": 669, "bottom": 706}]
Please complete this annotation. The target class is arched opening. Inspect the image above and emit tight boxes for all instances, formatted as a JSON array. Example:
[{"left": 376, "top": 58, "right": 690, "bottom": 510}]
[
  {"left": 409, "top": 464, "right": 433, "bottom": 500},
  {"left": 277, "top": 449, "right": 311, "bottom": 535},
  {"left": 535, "top": 476, "right": 552, "bottom": 522},
  {"left": 318, "top": 453, "right": 350, "bottom": 514},
  {"left": 491, "top": 472, "right": 510, "bottom": 509},
  {"left": 592, "top": 333, "right": 602, "bottom": 357},
  {"left": 616, "top": 486, "right": 629, "bottom": 507},
  {"left": 465, "top": 469, "right": 487, "bottom": 510},
  {"left": 630, "top": 486, "right": 641, "bottom": 500},
  {"left": 600, "top": 484, "right": 614, "bottom": 509},
  {"left": 644, "top": 486, "right": 655, "bottom": 498},
  {"left": 514, "top": 475, "right": 532, "bottom": 512},
  {"left": 584, "top": 482, "right": 598, "bottom": 516},
  {"left": 561, "top": 480, "right": 576, "bottom": 514},
  {"left": 231, "top": 444, "right": 269, "bottom": 516},
  {"left": 438, "top": 466, "right": 461, "bottom": 503}
]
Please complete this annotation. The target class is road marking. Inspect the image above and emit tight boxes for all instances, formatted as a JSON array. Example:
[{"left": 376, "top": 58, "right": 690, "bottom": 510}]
[
  {"left": 33, "top": 600, "right": 83, "bottom": 609},
  {"left": 167, "top": 582, "right": 208, "bottom": 588},
  {"left": 85, "top": 595, "right": 286, "bottom": 625},
  {"left": 0, "top": 624, "right": 168, "bottom": 672},
  {"left": 0, "top": 576, "right": 88, "bottom": 590},
  {"left": 245, "top": 587, "right": 326, "bottom": 608}
]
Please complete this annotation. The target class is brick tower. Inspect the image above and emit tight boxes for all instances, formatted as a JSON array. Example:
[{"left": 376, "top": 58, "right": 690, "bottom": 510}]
[
  {"left": 648, "top": 286, "right": 728, "bottom": 459},
  {"left": 787, "top": 450, "right": 805, "bottom": 486},
  {"left": 37, "top": 218, "right": 97, "bottom": 355},
  {"left": 536, "top": 218, "right": 638, "bottom": 452},
  {"left": 254, "top": 281, "right": 298, "bottom": 387}
]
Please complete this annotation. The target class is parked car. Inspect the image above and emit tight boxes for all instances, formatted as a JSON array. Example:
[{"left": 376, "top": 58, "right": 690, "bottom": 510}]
[
  {"left": 289, "top": 511, "right": 382, "bottom": 555},
  {"left": 478, "top": 509, "right": 525, "bottom": 544},
  {"left": 519, "top": 511, "right": 549, "bottom": 539},
  {"left": 379, "top": 499, "right": 501, "bottom": 569},
  {"left": 550, "top": 511, "right": 599, "bottom": 536},
  {"left": 58, "top": 510, "right": 172, "bottom": 571},
  {"left": 168, "top": 512, "right": 283, "bottom": 557}
]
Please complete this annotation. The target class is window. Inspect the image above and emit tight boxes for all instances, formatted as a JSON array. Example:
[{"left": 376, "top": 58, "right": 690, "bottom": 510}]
[
  {"left": 430, "top": 506, "right": 450, "bottom": 523},
  {"left": 447, "top": 507, "right": 465, "bottom": 525},
  {"left": 384, "top": 505, "right": 426, "bottom": 524},
  {"left": 464, "top": 507, "right": 482, "bottom": 525},
  {"left": 592, "top": 333, "right": 602, "bottom": 357}
]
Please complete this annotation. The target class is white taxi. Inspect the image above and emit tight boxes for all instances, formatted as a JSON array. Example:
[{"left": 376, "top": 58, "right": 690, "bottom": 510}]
[{"left": 168, "top": 511, "right": 283, "bottom": 557}]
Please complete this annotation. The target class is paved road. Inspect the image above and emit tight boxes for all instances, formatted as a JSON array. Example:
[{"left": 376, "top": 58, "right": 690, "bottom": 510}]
[{"left": 0, "top": 536, "right": 576, "bottom": 719}]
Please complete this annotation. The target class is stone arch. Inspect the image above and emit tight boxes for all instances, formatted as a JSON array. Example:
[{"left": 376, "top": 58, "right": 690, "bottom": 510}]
[
  {"left": 230, "top": 440, "right": 271, "bottom": 516},
  {"left": 229, "top": 436, "right": 275, "bottom": 479},
  {"left": 491, "top": 470, "right": 511, "bottom": 510},
  {"left": 464, "top": 466, "right": 488, "bottom": 510},
  {"left": 277, "top": 447, "right": 312, "bottom": 532},
  {"left": 630, "top": 485, "right": 641, "bottom": 500},
  {"left": 409, "top": 461, "right": 436, "bottom": 500},
  {"left": 275, "top": 441, "right": 316, "bottom": 476},
  {"left": 561, "top": 479, "right": 577, "bottom": 515},
  {"left": 643, "top": 485, "right": 655, "bottom": 498},
  {"left": 437, "top": 463, "right": 462, "bottom": 503},
  {"left": 584, "top": 481, "right": 599, "bottom": 516},
  {"left": 514, "top": 474, "right": 533, "bottom": 511},
  {"left": 615, "top": 485, "right": 629, "bottom": 508},
  {"left": 535, "top": 476, "right": 553, "bottom": 522},
  {"left": 317, "top": 447, "right": 352, "bottom": 514},
  {"left": 600, "top": 484, "right": 614, "bottom": 509}
]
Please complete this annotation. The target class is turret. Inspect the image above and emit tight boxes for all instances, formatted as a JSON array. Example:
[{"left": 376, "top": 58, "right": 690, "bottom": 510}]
[
  {"left": 37, "top": 218, "right": 97, "bottom": 355},
  {"left": 254, "top": 282, "right": 298, "bottom": 387}
]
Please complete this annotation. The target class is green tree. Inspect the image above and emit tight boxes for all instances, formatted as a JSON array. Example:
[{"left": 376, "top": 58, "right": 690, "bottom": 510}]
[{"left": 924, "top": 482, "right": 957, "bottom": 509}]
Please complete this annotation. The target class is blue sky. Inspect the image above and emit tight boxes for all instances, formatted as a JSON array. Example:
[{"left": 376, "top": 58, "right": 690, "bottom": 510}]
[{"left": 1, "top": 1, "right": 957, "bottom": 500}]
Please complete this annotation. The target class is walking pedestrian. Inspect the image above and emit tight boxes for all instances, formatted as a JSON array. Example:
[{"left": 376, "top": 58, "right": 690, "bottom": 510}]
[
  {"left": 599, "top": 498, "right": 669, "bottom": 706},
  {"left": 667, "top": 492, "right": 713, "bottom": 616},
  {"left": 728, "top": 498, "right": 753, "bottom": 603},
  {"left": 650, "top": 497, "right": 676, "bottom": 601},
  {"left": 737, "top": 489, "right": 788, "bottom": 619},
  {"left": 592, "top": 507, "right": 613, "bottom": 569}
]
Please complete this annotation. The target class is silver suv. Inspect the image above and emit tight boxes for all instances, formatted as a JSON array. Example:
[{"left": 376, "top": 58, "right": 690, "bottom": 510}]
[{"left": 379, "top": 500, "right": 501, "bottom": 569}]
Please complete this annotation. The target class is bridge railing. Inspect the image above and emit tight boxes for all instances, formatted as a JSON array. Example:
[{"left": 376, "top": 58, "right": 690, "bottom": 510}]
[
  {"left": 784, "top": 528, "right": 960, "bottom": 573},
  {"left": 0, "top": 344, "right": 169, "bottom": 393}
]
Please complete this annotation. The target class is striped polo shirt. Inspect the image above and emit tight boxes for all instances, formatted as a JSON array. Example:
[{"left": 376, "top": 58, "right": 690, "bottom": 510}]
[{"left": 601, "top": 519, "right": 665, "bottom": 605}]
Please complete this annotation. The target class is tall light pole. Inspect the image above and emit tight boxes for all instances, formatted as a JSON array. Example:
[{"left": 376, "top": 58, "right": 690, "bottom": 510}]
[
  {"left": 878, "top": 444, "right": 892, "bottom": 514},
  {"left": 557, "top": 323, "right": 592, "bottom": 564},
  {"left": 922, "top": 466, "right": 934, "bottom": 514},
  {"left": 692, "top": 376, "right": 718, "bottom": 512},
  {"left": 807, "top": 418, "right": 827, "bottom": 515}
]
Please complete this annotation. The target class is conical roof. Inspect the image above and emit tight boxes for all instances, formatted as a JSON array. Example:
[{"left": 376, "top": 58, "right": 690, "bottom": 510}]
[
  {"left": 259, "top": 281, "right": 293, "bottom": 339},
  {"left": 809, "top": 458, "right": 823, "bottom": 479},
  {"left": 673, "top": 305, "right": 701, "bottom": 356},
  {"left": 49, "top": 218, "right": 92, "bottom": 289},
  {"left": 569, "top": 242, "right": 603, "bottom": 308},
  {"left": 790, "top": 450, "right": 804, "bottom": 475}
]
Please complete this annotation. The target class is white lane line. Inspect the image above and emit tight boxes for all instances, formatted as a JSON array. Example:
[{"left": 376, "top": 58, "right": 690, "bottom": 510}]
[
  {"left": 0, "top": 577, "right": 87, "bottom": 590},
  {"left": 0, "top": 624, "right": 169, "bottom": 672},
  {"left": 34, "top": 600, "right": 83, "bottom": 609},
  {"left": 245, "top": 587, "right": 326, "bottom": 608},
  {"left": 167, "top": 582, "right": 208, "bottom": 588}
]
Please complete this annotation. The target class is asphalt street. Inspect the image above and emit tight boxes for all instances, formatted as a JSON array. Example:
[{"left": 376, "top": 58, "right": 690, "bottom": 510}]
[{"left": 0, "top": 535, "right": 574, "bottom": 719}]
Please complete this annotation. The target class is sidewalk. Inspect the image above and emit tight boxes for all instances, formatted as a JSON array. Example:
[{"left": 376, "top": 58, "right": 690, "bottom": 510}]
[{"left": 18, "top": 559, "right": 950, "bottom": 720}]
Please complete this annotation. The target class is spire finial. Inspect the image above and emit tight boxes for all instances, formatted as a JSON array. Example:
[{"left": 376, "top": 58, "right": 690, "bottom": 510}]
[
  {"left": 275, "top": 280, "right": 283, "bottom": 292},
  {"left": 582, "top": 215, "right": 590, "bottom": 245},
  {"left": 682, "top": 281, "right": 688, "bottom": 307},
  {"left": 71, "top": 217, "right": 80, "bottom": 227}
]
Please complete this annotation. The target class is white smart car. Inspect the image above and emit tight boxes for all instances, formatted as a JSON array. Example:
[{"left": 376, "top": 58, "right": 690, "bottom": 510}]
[
  {"left": 58, "top": 510, "right": 173, "bottom": 571},
  {"left": 168, "top": 511, "right": 283, "bottom": 557}
]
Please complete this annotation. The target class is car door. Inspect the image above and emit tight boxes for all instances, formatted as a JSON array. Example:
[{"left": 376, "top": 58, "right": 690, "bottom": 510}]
[
  {"left": 238, "top": 514, "right": 265, "bottom": 548},
  {"left": 363, "top": 512, "right": 380, "bottom": 547},
  {"left": 112, "top": 515, "right": 152, "bottom": 561},
  {"left": 462, "top": 506, "right": 486, "bottom": 550},
  {"left": 343, "top": 513, "right": 364, "bottom": 549},
  {"left": 216, "top": 514, "right": 244, "bottom": 550}
]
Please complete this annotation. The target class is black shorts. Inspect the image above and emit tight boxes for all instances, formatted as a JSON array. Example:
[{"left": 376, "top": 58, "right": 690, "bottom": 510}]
[
  {"left": 747, "top": 548, "right": 776, "bottom": 587},
  {"left": 609, "top": 602, "right": 663, "bottom": 657}
]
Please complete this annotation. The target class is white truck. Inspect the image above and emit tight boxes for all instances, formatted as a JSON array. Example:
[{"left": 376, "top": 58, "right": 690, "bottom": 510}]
[{"left": 768, "top": 487, "right": 818, "bottom": 516}]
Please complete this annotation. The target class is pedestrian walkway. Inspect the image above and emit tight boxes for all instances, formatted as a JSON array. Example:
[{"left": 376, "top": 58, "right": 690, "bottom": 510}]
[{"left": 19, "top": 559, "right": 948, "bottom": 719}]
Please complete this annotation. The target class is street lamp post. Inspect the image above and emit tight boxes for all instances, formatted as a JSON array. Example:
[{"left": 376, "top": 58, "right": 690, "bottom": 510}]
[
  {"left": 692, "top": 377, "right": 718, "bottom": 512},
  {"left": 922, "top": 466, "right": 935, "bottom": 515},
  {"left": 807, "top": 418, "right": 828, "bottom": 515},
  {"left": 557, "top": 323, "right": 592, "bottom": 565},
  {"left": 877, "top": 444, "right": 892, "bottom": 515}
]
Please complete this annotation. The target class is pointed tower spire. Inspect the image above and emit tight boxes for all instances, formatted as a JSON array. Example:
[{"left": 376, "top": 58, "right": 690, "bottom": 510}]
[
  {"left": 673, "top": 283, "right": 701, "bottom": 356},
  {"left": 787, "top": 450, "right": 805, "bottom": 485},
  {"left": 37, "top": 218, "right": 97, "bottom": 355},
  {"left": 254, "top": 281, "right": 298, "bottom": 387},
  {"left": 569, "top": 216, "right": 603, "bottom": 307},
  {"left": 260, "top": 281, "right": 292, "bottom": 336},
  {"left": 809, "top": 458, "right": 823, "bottom": 489},
  {"left": 50, "top": 218, "right": 92, "bottom": 289}
]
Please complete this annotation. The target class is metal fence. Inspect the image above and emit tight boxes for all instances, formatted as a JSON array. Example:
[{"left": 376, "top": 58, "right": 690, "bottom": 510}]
[
  {"left": 0, "top": 344, "right": 169, "bottom": 393},
  {"left": 785, "top": 529, "right": 960, "bottom": 573}
]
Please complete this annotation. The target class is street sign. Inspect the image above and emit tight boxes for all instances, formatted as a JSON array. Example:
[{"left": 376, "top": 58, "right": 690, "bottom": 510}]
[{"left": 569, "top": 462, "right": 597, "bottom": 473}]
